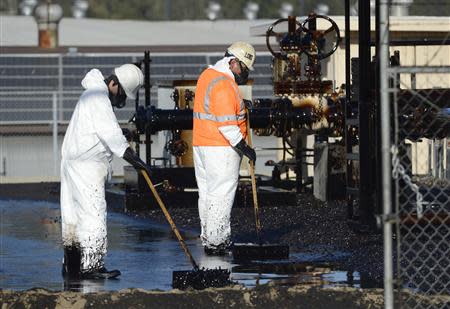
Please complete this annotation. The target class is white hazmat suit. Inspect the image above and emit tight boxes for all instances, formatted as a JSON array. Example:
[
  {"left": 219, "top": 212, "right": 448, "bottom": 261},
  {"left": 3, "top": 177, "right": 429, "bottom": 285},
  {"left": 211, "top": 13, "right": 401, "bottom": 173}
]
[{"left": 60, "top": 69, "right": 128, "bottom": 273}]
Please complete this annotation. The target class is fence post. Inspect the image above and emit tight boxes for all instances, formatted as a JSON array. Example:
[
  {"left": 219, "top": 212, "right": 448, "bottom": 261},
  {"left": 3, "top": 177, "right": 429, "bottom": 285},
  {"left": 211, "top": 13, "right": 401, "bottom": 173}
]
[
  {"left": 379, "top": 1, "right": 394, "bottom": 308},
  {"left": 437, "top": 139, "right": 444, "bottom": 178},
  {"left": 446, "top": 138, "right": 449, "bottom": 179},
  {"left": 52, "top": 92, "right": 58, "bottom": 176},
  {"left": 58, "top": 54, "right": 63, "bottom": 122}
]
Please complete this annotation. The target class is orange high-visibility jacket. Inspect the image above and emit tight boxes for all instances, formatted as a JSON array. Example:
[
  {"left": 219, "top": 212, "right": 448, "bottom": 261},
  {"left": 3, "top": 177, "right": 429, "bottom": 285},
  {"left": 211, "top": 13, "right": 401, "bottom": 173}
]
[{"left": 193, "top": 68, "right": 247, "bottom": 146}]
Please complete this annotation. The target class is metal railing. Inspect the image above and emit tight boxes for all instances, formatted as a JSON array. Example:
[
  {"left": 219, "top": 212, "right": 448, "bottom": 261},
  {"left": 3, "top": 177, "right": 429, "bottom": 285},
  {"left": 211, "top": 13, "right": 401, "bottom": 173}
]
[{"left": 0, "top": 52, "right": 274, "bottom": 125}]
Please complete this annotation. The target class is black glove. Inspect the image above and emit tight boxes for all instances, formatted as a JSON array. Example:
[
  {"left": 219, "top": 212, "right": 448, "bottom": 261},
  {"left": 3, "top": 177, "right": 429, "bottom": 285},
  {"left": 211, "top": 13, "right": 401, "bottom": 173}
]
[
  {"left": 122, "top": 128, "right": 133, "bottom": 142},
  {"left": 233, "top": 139, "right": 256, "bottom": 163},
  {"left": 243, "top": 99, "right": 253, "bottom": 109},
  {"left": 123, "top": 147, "right": 151, "bottom": 175}
]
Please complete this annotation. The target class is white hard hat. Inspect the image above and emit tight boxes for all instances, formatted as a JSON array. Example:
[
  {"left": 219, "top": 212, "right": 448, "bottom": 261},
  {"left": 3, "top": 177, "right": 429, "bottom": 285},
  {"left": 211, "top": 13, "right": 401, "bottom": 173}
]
[
  {"left": 114, "top": 64, "right": 144, "bottom": 100},
  {"left": 227, "top": 41, "right": 256, "bottom": 71}
]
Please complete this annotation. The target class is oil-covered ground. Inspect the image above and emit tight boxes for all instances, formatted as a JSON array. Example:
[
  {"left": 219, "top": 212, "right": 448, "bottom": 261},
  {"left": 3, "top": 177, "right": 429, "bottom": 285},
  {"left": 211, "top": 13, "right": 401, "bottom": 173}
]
[
  {"left": 0, "top": 183, "right": 393, "bottom": 308},
  {"left": 132, "top": 192, "right": 385, "bottom": 286}
]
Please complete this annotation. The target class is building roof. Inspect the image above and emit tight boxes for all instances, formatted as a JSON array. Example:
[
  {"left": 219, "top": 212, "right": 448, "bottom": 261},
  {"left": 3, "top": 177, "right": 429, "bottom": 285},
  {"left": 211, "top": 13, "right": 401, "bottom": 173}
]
[
  {"left": 1, "top": 15, "right": 448, "bottom": 50},
  {"left": 0, "top": 15, "right": 273, "bottom": 47}
]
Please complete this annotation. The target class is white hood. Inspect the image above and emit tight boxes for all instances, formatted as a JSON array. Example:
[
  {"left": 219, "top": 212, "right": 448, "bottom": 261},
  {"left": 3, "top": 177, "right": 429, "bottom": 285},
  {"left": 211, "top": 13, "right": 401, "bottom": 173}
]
[
  {"left": 209, "top": 56, "right": 236, "bottom": 80},
  {"left": 81, "top": 69, "right": 108, "bottom": 92}
]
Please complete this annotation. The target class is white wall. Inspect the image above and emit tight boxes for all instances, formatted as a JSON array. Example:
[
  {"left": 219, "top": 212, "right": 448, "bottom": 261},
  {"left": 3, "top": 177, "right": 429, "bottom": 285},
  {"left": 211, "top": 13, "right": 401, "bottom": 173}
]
[{"left": 0, "top": 135, "right": 129, "bottom": 183}]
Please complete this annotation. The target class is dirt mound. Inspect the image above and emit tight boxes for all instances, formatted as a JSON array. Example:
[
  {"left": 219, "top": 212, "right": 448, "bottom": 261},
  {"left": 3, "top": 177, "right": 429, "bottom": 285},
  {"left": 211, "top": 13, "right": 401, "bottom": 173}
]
[{"left": 1, "top": 285, "right": 384, "bottom": 309}]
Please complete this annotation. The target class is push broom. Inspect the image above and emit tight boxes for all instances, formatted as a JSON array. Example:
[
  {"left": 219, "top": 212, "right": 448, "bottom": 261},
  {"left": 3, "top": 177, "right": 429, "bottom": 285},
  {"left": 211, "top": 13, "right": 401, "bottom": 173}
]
[
  {"left": 232, "top": 108, "right": 289, "bottom": 261},
  {"left": 140, "top": 170, "right": 232, "bottom": 289}
]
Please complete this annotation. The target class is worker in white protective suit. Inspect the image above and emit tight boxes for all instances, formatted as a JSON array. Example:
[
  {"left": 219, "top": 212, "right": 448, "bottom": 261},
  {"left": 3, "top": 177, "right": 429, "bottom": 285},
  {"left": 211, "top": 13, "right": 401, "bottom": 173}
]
[
  {"left": 193, "top": 42, "right": 257, "bottom": 255},
  {"left": 61, "top": 64, "right": 151, "bottom": 279}
]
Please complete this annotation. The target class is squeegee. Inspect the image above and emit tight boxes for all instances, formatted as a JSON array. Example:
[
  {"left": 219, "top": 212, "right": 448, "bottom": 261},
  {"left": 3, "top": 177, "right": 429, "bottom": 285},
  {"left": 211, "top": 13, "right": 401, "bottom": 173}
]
[
  {"left": 232, "top": 109, "right": 289, "bottom": 261},
  {"left": 141, "top": 170, "right": 232, "bottom": 289}
]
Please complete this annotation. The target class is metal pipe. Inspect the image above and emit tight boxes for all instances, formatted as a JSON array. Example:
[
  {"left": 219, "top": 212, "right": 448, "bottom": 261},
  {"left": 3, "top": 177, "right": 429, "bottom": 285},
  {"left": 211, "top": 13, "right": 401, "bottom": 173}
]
[
  {"left": 388, "top": 66, "right": 450, "bottom": 74},
  {"left": 344, "top": 0, "right": 353, "bottom": 220},
  {"left": 58, "top": 54, "right": 63, "bottom": 122},
  {"left": 345, "top": 0, "right": 351, "bottom": 97},
  {"left": 358, "top": 0, "right": 374, "bottom": 226},
  {"left": 375, "top": 0, "right": 383, "bottom": 216},
  {"left": 307, "top": 12, "right": 317, "bottom": 68},
  {"left": 371, "top": 38, "right": 450, "bottom": 46},
  {"left": 144, "top": 51, "right": 151, "bottom": 164},
  {"left": 446, "top": 138, "right": 450, "bottom": 179},
  {"left": 379, "top": 0, "right": 394, "bottom": 308},
  {"left": 142, "top": 104, "right": 323, "bottom": 134},
  {"left": 134, "top": 77, "right": 140, "bottom": 157},
  {"left": 146, "top": 107, "right": 194, "bottom": 133},
  {"left": 144, "top": 52, "right": 150, "bottom": 107},
  {"left": 295, "top": 135, "right": 303, "bottom": 193}
]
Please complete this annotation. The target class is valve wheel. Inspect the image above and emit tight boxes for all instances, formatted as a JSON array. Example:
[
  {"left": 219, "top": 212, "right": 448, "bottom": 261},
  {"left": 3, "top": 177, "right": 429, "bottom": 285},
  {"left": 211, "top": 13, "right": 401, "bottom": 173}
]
[
  {"left": 300, "top": 14, "right": 341, "bottom": 60},
  {"left": 265, "top": 18, "right": 304, "bottom": 59}
]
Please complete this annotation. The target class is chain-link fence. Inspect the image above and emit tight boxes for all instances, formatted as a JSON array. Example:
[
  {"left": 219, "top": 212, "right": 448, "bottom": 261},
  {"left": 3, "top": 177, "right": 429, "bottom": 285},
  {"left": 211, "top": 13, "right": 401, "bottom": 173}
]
[
  {"left": 0, "top": 51, "right": 274, "bottom": 183},
  {"left": 390, "top": 65, "right": 450, "bottom": 308}
]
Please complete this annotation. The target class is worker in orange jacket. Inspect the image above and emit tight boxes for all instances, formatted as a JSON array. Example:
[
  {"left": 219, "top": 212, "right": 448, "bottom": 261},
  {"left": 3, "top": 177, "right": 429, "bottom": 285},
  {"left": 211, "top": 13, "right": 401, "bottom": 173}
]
[{"left": 193, "top": 42, "right": 257, "bottom": 255}]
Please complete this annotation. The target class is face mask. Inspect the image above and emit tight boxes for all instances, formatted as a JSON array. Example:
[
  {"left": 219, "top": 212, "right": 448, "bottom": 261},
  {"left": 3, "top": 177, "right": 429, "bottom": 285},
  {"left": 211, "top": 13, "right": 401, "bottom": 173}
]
[
  {"left": 233, "top": 69, "right": 249, "bottom": 85},
  {"left": 232, "top": 59, "right": 250, "bottom": 85},
  {"left": 109, "top": 91, "right": 127, "bottom": 109},
  {"left": 105, "top": 75, "right": 127, "bottom": 108}
]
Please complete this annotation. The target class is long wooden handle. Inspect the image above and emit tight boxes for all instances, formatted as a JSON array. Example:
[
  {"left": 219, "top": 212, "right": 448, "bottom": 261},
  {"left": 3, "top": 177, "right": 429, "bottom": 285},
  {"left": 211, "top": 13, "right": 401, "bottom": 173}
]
[
  {"left": 246, "top": 109, "right": 262, "bottom": 239},
  {"left": 141, "top": 170, "right": 199, "bottom": 270},
  {"left": 249, "top": 160, "right": 262, "bottom": 236}
]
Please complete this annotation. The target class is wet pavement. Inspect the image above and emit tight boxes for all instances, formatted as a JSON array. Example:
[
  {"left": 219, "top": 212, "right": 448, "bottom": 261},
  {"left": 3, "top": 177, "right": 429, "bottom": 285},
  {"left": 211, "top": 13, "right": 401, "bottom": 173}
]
[{"left": 1, "top": 199, "right": 371, "bottom": 292}]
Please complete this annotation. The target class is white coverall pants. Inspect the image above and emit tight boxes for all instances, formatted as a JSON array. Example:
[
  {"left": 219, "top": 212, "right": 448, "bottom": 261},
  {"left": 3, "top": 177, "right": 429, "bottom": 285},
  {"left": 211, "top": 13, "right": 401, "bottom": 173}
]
[
  {"left": 61, "top": 159, "right": 109, "bottom": 273},
  {"left": 193, "top": 146, "right": 241, "bottom": 248}
]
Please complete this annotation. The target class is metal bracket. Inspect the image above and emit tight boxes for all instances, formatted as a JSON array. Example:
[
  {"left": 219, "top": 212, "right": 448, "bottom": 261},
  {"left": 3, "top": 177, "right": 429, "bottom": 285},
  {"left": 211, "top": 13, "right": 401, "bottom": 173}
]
[{"left": 376, "top": 213, "right": 398, "bottom": 229}]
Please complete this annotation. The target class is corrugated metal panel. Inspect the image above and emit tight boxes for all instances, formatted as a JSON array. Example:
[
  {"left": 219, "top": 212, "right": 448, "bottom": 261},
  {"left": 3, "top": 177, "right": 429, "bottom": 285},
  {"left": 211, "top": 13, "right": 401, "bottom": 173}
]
[{"left": 0, "top": 52, "right": 275, "bottom": 126}]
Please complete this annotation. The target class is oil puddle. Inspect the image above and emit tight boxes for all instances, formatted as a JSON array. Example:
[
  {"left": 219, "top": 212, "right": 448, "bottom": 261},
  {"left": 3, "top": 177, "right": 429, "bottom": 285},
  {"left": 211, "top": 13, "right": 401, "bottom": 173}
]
[
  {"left": 231, "top": 262, "right": 364, "bottom": 288},
  {"left": 227, "top": 245, "right": 380, "bottom": 289},
  {"left": 0, "top": 199, "right": 200, "bottom": 292},
  {"left": 1, "top": 199, "right": 379, "bottom": 292}
]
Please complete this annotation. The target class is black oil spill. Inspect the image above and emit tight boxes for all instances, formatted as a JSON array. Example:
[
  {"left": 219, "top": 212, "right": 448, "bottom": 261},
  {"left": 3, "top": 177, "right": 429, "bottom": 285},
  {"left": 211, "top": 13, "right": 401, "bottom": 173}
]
[
  {"left": 0, "top": 199, "right": 380, "bottom": 292},
  {"left": 172, "top": 268, "right": 232, "bottom": 290},
  {"left": 0, "top": 199, "right": 198, "bottom": 292}
]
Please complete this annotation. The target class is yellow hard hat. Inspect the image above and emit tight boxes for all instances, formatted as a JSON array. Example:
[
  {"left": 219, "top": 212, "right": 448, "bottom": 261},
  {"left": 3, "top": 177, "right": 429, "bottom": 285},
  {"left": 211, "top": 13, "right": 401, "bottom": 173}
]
[{"left": 227, "top": 41, "right": 256, "bottom": 71}]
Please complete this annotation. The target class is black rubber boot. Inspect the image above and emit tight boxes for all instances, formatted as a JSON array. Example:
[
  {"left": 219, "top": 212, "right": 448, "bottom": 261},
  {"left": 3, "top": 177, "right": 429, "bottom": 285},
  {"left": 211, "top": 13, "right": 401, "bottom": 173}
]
[
  {"left": 81, "top": 267, "right": 121, "bottom": 279},
  {"left": 62, "top": 245, "right": 82, "bottom": 278}
]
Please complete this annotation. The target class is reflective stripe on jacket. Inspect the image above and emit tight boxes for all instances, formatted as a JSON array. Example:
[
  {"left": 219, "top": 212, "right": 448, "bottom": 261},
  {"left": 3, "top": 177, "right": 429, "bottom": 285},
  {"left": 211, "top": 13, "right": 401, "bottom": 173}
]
[{"left": 193, "top": 68, "right": 247, "bottom": 146}]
